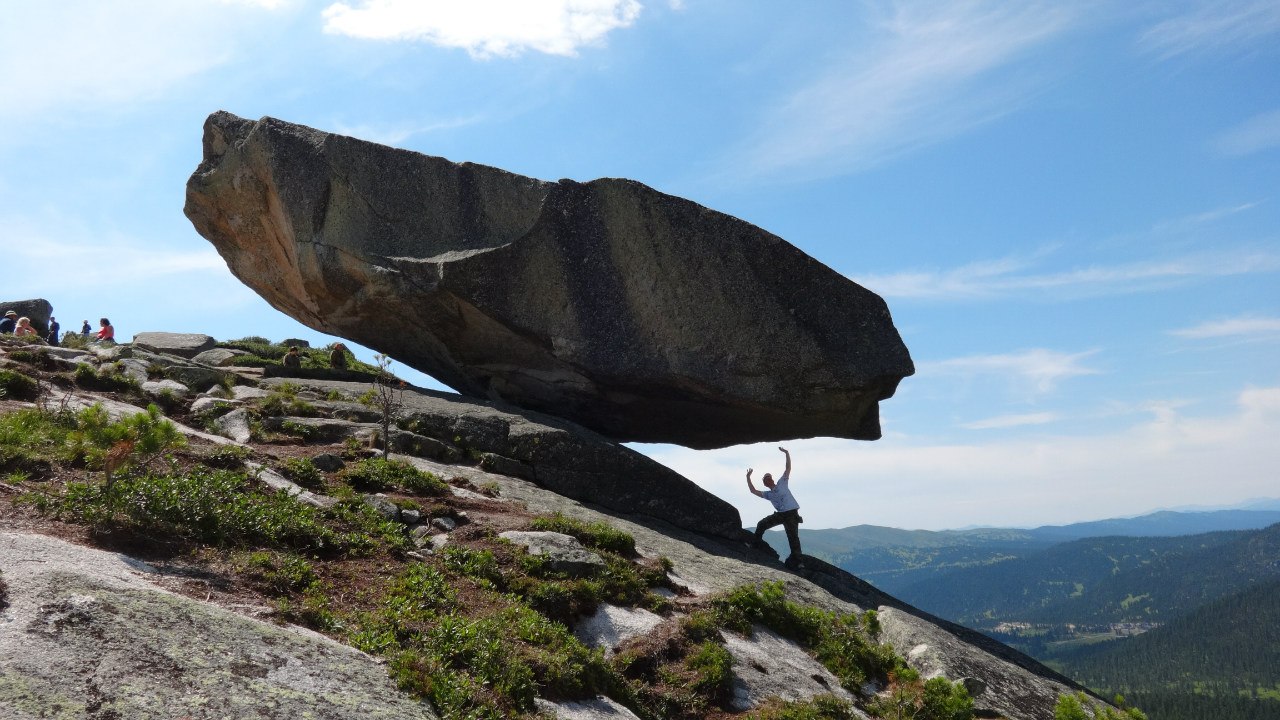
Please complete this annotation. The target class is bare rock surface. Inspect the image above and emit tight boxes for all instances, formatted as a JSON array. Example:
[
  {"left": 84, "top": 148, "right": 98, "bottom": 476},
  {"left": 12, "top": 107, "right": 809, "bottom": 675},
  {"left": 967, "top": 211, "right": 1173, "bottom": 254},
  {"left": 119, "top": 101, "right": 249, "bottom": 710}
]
[
  {"left": 499, "top": 530, "right": 607, "bottom": 576},
  {"left": 0, "top": 532, "right": 438, "bottom": 720},
  {"left": 261, "top": 377, "right": 747, "bottom": 540},
  {"left": 572, "top": 603, "right": 664, "bottom": 656},
  {"left": 721, "top": 625, "right": 864, "bottom": 714},
  {"left": 131, "top": 331, "right": 217, "bottom": 358},
  {"left": 184, "top": 112, "right": 914, "bottom": 449}
]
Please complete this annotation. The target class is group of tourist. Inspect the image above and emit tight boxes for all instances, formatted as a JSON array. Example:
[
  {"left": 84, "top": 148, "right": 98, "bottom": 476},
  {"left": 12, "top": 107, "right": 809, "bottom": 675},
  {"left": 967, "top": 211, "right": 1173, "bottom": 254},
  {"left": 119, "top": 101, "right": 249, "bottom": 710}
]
[
  {"left": 0, "top": 310, "right": 113, "bottom": 346},
  {"left": 281, "top": 342, "right": 350, "bottom": 370}
]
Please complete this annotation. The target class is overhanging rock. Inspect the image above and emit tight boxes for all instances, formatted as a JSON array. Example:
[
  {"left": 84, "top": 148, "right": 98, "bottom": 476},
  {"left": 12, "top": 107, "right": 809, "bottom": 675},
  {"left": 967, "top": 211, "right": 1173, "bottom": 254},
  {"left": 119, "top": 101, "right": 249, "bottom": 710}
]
[{"left": 184, "top": 112, "right": 914, "bottom": 449}]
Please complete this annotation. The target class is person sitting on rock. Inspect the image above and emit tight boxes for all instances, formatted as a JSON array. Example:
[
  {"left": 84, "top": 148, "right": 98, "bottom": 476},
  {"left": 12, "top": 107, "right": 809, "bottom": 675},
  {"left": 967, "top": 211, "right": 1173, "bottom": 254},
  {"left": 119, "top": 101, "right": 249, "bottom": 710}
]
[
  {"left": 14, "top": 316, "right": 39, "bottom": 338},
  {"left": 747, "top": 446, "right": 805, "bottom": 570},
  {"left": 329, "top": 342, "right": 348, "bottom": 370},
  {"left": 282, "top": 346, "right": 302, "bottom": 369},
  {"left": 0, "top": 310, "right": 17, "bottom": 334},
  {"left": 94, "top": 317, "right": 114, "bottom": 343}
]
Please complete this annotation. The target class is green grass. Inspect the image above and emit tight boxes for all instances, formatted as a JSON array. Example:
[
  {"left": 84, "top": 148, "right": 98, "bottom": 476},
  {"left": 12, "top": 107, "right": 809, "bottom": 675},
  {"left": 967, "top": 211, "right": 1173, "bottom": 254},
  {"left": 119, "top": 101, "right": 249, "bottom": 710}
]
[
  {"left": 530, "top": 512, "right": 637, "bottom": 556},
  {"left": 0, "top": 369, "right": 39, "bottom": 400},
  {"left": 37, "top": 469, "right": 336, "bottom": 549},
  {"left": 340, "top": 457, "right": 448, "bottom": 495}
]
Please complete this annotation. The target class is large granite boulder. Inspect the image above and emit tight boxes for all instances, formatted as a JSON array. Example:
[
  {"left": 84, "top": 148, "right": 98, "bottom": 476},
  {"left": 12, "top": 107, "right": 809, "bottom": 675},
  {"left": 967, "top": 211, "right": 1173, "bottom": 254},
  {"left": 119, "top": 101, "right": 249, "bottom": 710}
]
[
  {"left": 0, "top": 298, "right": 53, "bottom": 336},
  {"left": 185, "top": 112, "right": 914, "bottom": 449}
]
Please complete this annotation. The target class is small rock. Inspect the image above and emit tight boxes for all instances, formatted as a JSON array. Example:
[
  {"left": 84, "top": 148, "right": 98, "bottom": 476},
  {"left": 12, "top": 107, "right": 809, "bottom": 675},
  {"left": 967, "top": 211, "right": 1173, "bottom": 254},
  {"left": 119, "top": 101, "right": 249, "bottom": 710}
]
[
  {"left": 230, "top": 385, "right": 271, "bottom": 401},
  {"left": 961, "top": 677, "right": 987, "bottom": 697},
  {"left": 311, "top": 453, "right": 345, "bottom": 472},
  {"left": 364, "top": 494, "right": 400, "bottom": 522},
  {"left": 410, "top": 526, "right": 433, "bottom": 548},
  {"left": 213, "top": 408, "right": 252, "bottom": 444},
  {"left": 192, "top": 347, "right": 246, "bottom": 367},
  {"left": 116, "top": 358, "right": 150, "bottom": 384},
  {"left": 401, "top": 509, "right": 421, "bottom": 525},
  {"left": 499, "top": 531, "right": 606, "bottom": 576},
  {"left": 190, "top": 396, "right": 238, "bottom": 416},
  {"left": 142, "top": 379, "right": 189, "bottom": 398},
  {"left": 430, "top": 517, "right": 457, "bottom": 532}
]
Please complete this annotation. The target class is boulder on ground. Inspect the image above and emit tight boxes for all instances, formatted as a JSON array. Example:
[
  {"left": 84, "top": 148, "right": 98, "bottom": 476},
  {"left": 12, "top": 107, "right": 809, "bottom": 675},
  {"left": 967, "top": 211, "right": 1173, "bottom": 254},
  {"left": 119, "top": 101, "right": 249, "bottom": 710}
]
[
  {"left": 0, "top": 298, "right": 53, "bottom": 335},
  {"left": 132, "top": 332, "right": 217, "bottom": 358},
  {"left": 192, "top": 347, "right": 247, "bottom": 366},
  {"left": 185, "top": 112, "right": 914, "bottom": 449}
]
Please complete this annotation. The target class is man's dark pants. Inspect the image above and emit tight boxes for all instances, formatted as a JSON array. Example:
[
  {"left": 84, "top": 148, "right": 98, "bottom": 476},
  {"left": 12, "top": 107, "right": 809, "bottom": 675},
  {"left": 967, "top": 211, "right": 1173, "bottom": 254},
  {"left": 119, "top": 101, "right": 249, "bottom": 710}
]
[{"left": 754, "top": 509, "right": 802, "bottom": 566}]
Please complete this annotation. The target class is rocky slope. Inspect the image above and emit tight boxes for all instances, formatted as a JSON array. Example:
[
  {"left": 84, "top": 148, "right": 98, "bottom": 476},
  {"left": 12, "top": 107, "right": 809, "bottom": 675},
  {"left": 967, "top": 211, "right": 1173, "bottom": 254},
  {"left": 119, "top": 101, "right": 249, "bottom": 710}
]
[{"left": 0, "top": 332, "right": 1100, "bottom": 719}]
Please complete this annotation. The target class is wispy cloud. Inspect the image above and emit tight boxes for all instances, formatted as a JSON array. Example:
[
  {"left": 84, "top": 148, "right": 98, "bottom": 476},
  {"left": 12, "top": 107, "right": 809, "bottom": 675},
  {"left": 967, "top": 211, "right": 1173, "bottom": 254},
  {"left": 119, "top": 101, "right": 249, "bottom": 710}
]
[
  {"left": 321, "top": 0, "right": 642, "bottom": 58},
  {"left": 960, "top": 412, "right": 1059, "bottom": 430},
  {"left": 1170, "top": 315, "right": 1280, "bottom": 339},
  {"left": 1213, "top": 109, "right": 1280, "bottom": 157},
  {"left": 920, "top": 349, "right": 1101, "bottom": 395},
  {"left": 1138, "top": 0, "right": 1280, "bottom": 58},
  {"left": 0, "top": 215, "right": 228, "bottom": 292},
  {"left": 1151, "top": 201, "right": 1262, "bottom": 232},
  {"left": 0, "top": 1, "right": 280, "bottom": 127},
  {"left": 855, "top": 247, "right": 1280, "bottom": 300},
  {"left": 332, "top": 115, "right": 488, "bottom": 146},
  {"left": 642, "top": 385, "right": 1280, "bottom": 529},
  {"left": 737, "top": 1, "right": 1078, "bottom": 180}
]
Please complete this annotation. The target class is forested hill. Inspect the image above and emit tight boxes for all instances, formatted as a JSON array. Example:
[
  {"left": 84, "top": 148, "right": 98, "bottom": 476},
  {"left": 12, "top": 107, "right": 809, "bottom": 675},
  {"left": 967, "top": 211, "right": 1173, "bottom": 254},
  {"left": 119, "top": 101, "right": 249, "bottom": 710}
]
[
  {"left": 892, "top": 523, "right": 1280, "bottom": 626},
  {"left": 765, "top": 509, "right": 1280, "bottom": 595},
  {"left": 1056, "top": 577, "right": 1280, "bottom": 720}
]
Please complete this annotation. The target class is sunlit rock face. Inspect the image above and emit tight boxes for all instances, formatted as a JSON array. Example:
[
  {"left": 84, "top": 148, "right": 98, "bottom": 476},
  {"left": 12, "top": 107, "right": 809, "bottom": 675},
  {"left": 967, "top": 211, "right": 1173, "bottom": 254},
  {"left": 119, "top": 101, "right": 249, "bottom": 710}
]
[{"left": 184, "top": 112, "right": 914, "bottom": 449}]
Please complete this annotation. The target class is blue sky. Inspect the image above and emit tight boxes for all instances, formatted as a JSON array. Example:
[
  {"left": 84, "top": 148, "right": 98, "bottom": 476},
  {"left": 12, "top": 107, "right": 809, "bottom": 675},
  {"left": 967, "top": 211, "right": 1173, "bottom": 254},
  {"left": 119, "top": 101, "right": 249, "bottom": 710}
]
[{"left": 2, "top": 0, "right": 1277, "bottom": 530}]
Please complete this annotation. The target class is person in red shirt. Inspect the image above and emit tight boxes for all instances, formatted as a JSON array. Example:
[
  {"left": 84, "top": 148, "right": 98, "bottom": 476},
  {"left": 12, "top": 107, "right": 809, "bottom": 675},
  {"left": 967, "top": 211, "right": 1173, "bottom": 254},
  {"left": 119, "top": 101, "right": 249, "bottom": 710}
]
[{"left": 95, "top": 318, "right": 114, "bottom": 342}]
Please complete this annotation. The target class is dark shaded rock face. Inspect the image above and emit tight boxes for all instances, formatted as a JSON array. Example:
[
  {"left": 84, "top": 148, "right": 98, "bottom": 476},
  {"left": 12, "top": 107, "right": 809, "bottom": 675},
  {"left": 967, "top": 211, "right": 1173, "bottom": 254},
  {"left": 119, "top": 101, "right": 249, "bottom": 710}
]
[
  {"left": 185, "top": 112, "right": 914, "bottom": 449},
  {"left": 0, "top": 298, "right": 53, "bottom": 335}
]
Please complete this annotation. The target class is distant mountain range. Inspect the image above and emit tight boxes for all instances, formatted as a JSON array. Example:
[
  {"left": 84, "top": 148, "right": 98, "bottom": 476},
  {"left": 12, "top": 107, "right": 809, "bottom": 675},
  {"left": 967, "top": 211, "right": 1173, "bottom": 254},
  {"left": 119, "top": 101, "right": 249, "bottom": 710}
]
[
  {"left": 763, "top": 507, "right": 1280, "bottom": 596},
  {"left": 897, "top": 523, "right": 1280, "bottom": 626},
  {"left": 761, "top": 508, "right": 1280, "bottom": 720}
]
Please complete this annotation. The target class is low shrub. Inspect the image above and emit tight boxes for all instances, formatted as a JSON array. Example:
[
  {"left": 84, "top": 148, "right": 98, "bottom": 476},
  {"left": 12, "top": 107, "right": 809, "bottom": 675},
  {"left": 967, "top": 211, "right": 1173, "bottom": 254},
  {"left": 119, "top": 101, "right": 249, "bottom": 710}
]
[
  {"left": 42, "top": 468, "right": 336, "bottom": 549},
  {"left": 201, "top": 444, "right": 252, "bottom": 469},
  {"left": 279, "top": 457, "right": 325, "bottom": 490},
  {"left": 748, "top": 695, "right": 861, "bottom": 720},
  {"left": 529, "top": 512, "right": 637, "bottom": 556},
  {"left": 686, "top": 640, "right": 734, "bottom": 698},
  {"left": 340, "top": 457, "right": 447, "bottom": 495},
  {"left": 74, "top": 363, "right": 138, "bottom": 393},
  {"left": 0, "top": 369, "right": 39, "bottom": 401}
]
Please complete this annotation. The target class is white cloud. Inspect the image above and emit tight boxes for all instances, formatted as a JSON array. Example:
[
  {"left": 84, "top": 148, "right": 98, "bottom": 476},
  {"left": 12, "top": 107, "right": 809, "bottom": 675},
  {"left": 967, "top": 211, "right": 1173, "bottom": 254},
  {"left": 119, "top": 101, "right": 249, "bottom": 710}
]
[
  {"left": 855, "top": 247, "right": 1280, "bottom": 300},
  {"left": 1170, "top": 315, "right": 1280, "bottom": 339},
  {"left": 1139, "top": 0, "right": 1280, "bottom": 58},
  {"left": 1213, "top": 109, "right": 1280, "bottom": 157},
  {"left": 960, "top": 412, "right": 1058, "bottom": 430},
  {"left": 738, "top": 1, "right": 1078, "bottom": 180},
  {"left": 920, "top": 349, "right": 1101, "bottom": 395},
  {"left": 641, "top": 386, "right": 1280, "bottom": 530},
  {"left": 0, "top": 1, "right": 278, "bottom": 126},
  {"left": 321, "top": 0, "right": 642, "bottom": 58}
]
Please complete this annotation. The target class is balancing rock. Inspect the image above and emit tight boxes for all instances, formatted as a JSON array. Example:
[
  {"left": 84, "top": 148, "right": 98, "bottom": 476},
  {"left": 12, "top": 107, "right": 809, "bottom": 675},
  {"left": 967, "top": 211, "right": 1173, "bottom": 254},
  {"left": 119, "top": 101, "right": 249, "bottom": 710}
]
[{"left": 185, "top": 112, "right": 914, "bottom": 449}]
